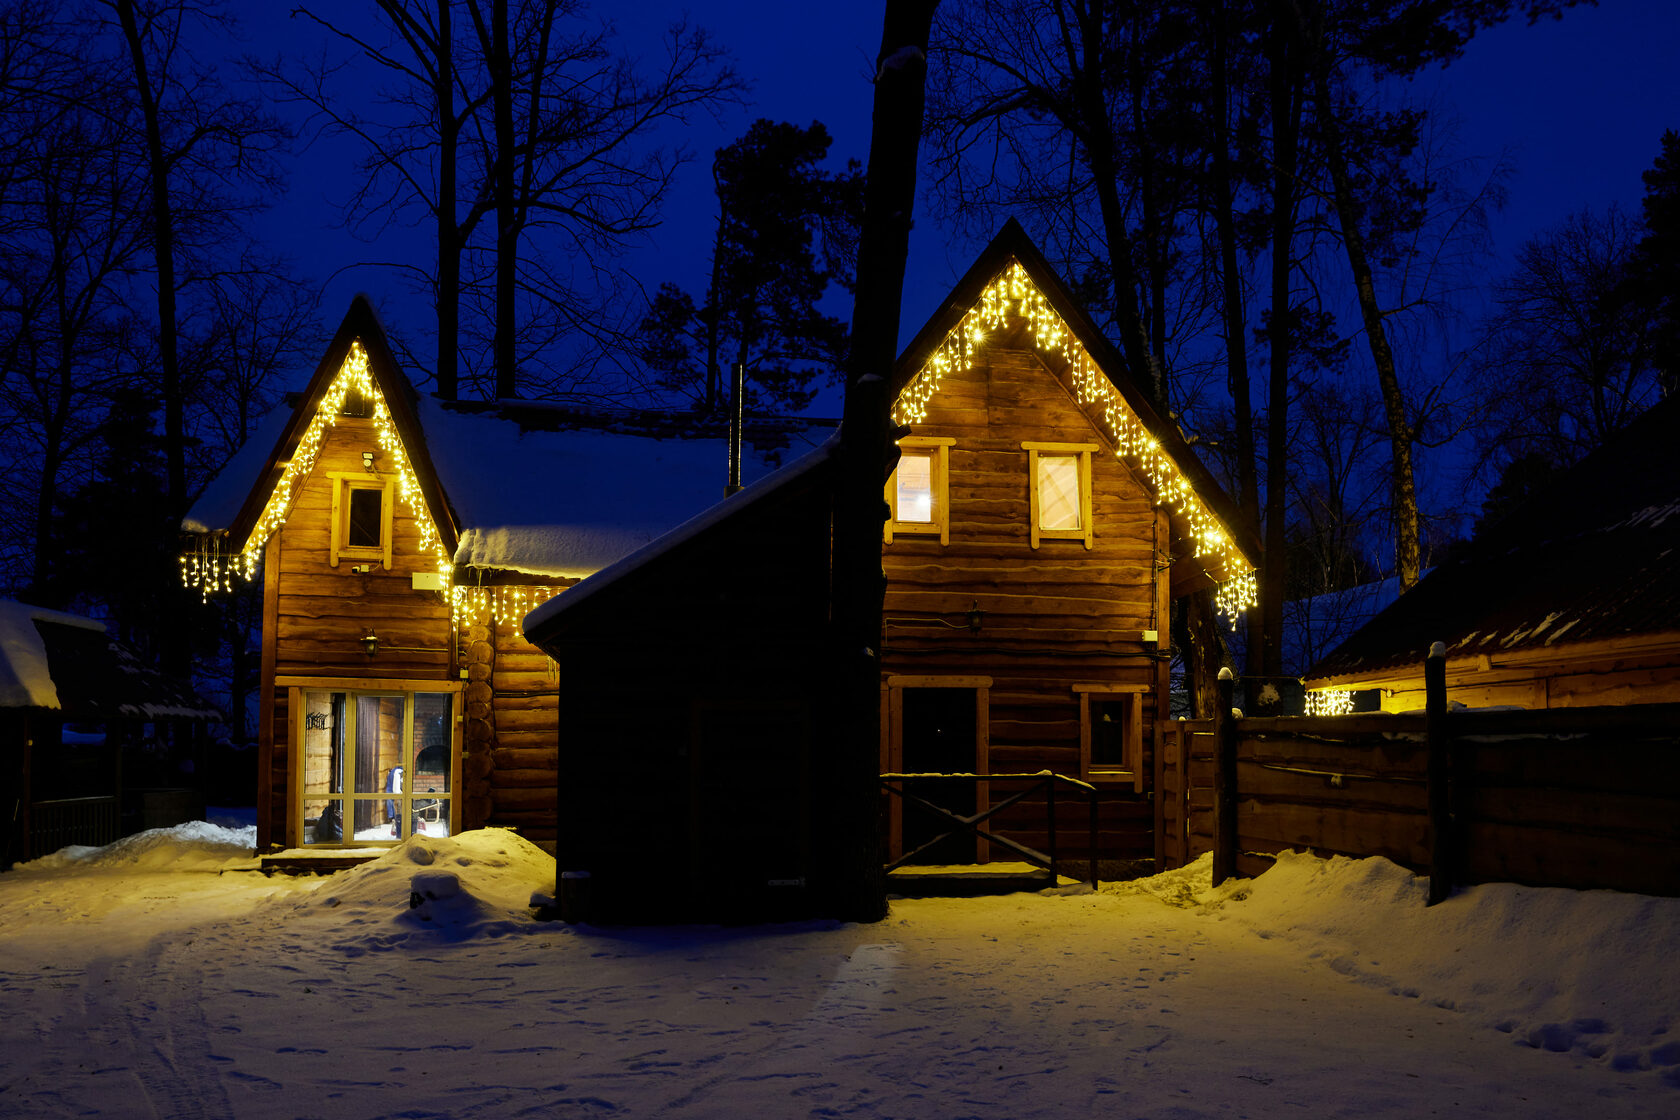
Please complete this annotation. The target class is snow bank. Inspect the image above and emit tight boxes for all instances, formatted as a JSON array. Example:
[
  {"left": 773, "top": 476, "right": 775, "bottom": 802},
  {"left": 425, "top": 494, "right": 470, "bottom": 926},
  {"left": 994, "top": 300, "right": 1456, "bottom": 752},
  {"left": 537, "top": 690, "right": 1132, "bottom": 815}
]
[
  {"left": 285, "top": 827, "right": 555, "bottom": 951},
  {"left": 19, "top": 820, "right": 258, "bottom": 872},
  {"left": 1183, "top": 851, "right": 1680, "bottom": 1081}
]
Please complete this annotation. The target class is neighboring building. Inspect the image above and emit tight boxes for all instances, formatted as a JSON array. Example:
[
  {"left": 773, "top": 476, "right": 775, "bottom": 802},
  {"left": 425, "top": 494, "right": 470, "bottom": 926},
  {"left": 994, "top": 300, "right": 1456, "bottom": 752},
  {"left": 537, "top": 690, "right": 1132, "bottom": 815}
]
[
  {"left": 0, "top": 600, "right": 220, "bottom": 868},
  {"left": 522, "top": 221, "right": 1260, "bottom": 919},
  {"left": 179, "top": 296, "right": 828, "bottom": 852},
  {"left": 1303, "top": 392, "right": 1680, "bottom": 711}
]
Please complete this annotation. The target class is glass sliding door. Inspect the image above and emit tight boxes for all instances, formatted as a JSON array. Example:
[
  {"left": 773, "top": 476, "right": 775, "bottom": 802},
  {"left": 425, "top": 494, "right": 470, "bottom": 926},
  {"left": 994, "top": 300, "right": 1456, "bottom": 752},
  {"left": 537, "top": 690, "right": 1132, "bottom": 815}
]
[{"left": 297, "top": 687, "right": 455, "bottom": 846}]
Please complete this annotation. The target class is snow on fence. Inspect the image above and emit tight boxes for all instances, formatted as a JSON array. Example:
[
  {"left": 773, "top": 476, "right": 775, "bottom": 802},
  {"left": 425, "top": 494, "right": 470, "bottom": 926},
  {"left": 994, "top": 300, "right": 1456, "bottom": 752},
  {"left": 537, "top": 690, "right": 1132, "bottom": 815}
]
[{"left": 1160, "top": 662, "right": 1680, "bottom": 899}]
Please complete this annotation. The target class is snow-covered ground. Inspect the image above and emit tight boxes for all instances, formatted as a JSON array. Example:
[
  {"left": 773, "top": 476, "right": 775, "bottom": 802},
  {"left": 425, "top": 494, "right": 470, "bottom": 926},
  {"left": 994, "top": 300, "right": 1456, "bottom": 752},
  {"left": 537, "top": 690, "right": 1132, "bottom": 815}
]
[{"left": 1, "top": 824, "right": 1675, "bottom": 1118}]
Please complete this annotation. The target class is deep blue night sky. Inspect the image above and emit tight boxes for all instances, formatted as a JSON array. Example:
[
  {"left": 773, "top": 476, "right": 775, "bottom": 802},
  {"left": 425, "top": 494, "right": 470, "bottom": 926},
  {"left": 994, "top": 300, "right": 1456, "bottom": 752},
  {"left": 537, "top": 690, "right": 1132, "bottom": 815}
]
[{"left": 245, "top": 1, "right": 1680, "bottom": 401}]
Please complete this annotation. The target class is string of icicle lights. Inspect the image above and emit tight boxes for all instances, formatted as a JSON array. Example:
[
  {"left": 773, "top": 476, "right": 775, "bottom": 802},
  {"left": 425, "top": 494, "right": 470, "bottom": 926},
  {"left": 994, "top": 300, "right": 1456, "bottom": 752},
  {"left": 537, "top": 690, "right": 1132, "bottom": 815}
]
[
  {"left": 891, "top": 260, "right": 1258, "bottom": 625},
  {"left": 449, "top": 584, "right": 563, "bottom": 629},
  {"left": 1304, "top": 689, "right": 1355, "bottom": 717},
  {"left": 180, "top": 341, "right": 452, "bottom": 597}
]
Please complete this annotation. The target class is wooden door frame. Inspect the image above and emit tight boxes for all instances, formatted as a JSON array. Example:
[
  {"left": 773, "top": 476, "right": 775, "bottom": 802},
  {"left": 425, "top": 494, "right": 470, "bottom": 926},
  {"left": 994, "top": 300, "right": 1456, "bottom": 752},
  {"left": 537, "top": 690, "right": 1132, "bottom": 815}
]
[{"left": 881, "top": 674, "right": 991, "bottom": 862}]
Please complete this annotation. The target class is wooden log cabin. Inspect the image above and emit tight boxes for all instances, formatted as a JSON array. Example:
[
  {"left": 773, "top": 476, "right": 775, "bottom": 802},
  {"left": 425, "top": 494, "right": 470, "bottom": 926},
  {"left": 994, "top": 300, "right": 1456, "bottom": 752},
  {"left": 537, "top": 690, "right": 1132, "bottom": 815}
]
[
  {"left": 522, "top": 221, "right": 1260, "bottom": 920},
  {"left": 180, "top": 296, "right": 827, "bottom": 853},
  {"left": 1303, "top": 390, "right": 1680, "bottom": 713}
]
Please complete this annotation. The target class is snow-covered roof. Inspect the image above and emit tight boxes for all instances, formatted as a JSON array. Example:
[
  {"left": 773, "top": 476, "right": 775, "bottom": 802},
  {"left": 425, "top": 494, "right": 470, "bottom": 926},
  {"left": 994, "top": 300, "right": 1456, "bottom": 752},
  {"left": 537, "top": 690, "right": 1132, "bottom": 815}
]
[
  {"left": 182, "top": 404, "right": 293, "bottom": 535},
  {"left": 0, "top": 600, "right": 105, "bottom": 709},
  {"left": 1305, "top": 392, "right": 1680, "bottom": 685},
  {"left": 523, "top": 433, "right": 839, "bottom": 635},
  {"left": 417, "top": 400, "right": 815, "bottom": 579}
]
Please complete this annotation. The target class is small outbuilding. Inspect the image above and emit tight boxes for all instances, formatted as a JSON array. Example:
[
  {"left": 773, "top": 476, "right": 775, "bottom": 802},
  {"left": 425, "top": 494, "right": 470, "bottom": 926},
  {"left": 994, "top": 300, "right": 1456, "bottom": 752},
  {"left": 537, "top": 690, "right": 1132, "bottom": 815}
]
[
  {"left": 0, "top": 600, "right": 221, "bottom": 867},
  {"left": 1303, "top": 392, "right": 1680, "bottom": 710}
]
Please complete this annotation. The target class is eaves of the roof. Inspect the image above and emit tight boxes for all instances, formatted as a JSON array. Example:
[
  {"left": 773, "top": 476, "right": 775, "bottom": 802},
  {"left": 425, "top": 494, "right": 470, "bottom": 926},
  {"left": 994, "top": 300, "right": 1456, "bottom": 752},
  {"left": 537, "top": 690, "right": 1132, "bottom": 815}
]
[{"left": 890, "top": 218, "right": 1260, "bottom": 571}]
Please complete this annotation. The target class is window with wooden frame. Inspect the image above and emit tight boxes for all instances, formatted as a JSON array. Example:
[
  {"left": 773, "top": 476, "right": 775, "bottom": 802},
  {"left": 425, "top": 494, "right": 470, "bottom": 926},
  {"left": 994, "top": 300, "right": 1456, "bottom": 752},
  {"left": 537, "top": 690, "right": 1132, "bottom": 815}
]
[
  {"left": 1022, "top": 442, "right": 1095, "bottom": 548},
  {"left": 329, "top": 472, "right": 394, "bottom": 569},
  {"left": 287, "top": 680, "right": 462, "bottom": 846},
  {"left": 884, "top": 437, "right": 955, "bottom": 545},
  {"left": 1075, "top": 683, "right": 1145, "bottom": 791}
]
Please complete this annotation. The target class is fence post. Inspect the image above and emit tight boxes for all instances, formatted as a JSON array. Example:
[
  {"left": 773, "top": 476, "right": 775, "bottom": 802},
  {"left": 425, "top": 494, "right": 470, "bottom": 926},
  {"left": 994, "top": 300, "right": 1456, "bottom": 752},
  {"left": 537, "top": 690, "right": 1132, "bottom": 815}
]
[
  {"left": 1213, "top": 667, "right": 1239, "bottom": 884},
  {"left": 1425, "top": 641, "right": 1454, "bottom": 905}
]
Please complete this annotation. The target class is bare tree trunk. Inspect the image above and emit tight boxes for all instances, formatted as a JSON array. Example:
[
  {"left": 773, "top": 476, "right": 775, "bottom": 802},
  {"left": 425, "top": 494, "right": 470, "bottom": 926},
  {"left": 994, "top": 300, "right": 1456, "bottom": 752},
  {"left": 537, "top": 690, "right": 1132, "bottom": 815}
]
[
  {"left": 116, "top": 0, "right": 184, "bottom": 519},
  {"left": 831, "top": 0, "right": 937, "bottom": 923},
  {"left": 436, "top": 0, "right": 459, "bottom": 399},
  {"left": 1067, "top": 2, "right": 1163, "bottom": 408},
  {"left": 1309, "top": 55, "right": 1421, "bottom": 589},
  {"left": 1209, "top": 0, "right": 1262, "bottom": 676},
  {"left": 491, "top": 0, "right": 516, "bottom": 399},
  {"left": 1262, "top": 0, "right": 1303, "bottom": 675}
]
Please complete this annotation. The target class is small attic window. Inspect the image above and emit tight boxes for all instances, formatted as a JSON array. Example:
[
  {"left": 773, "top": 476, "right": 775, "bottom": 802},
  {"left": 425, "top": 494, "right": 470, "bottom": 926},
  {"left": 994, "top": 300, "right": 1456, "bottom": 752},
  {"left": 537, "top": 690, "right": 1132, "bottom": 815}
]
[
  {"left": 329, "top": 472, "right": 393, "bottom": 569},
  {"left": 340, "top": 384, "right": 372, "bottom": 418}
]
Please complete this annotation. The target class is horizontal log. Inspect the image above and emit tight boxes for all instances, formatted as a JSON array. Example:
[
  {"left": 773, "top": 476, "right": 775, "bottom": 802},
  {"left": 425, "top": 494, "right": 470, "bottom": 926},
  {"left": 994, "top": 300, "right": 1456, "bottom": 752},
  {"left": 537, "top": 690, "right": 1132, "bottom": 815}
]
[
  {"left": 1236, "top": 736, "right": 1429, "bottom": 780},
  {"left": 490, "top": 768, "right": 559, "bottom": 790},
  {"left": 490, "top": 787, "right": 555, "bottom": 813},
  {"left": 1233, "top": 760, "right": 1429, "bottom": 813},
  {"left": 492, "top": 670, "right": 562, "bottom": 692},
  {"left": 489, "top": 706, "right": 560, "bottom": 732},
  {"left": 491, "top": 748, "right": 558, "bottom": 770},
  {"left": 1238, "top": 799, "right": 1428, "bottom": 869}
]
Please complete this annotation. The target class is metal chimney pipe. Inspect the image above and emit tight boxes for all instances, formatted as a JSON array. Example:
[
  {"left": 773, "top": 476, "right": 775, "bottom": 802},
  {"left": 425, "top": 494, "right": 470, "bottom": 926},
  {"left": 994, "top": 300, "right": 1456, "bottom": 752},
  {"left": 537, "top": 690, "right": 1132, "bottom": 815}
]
[{"left": 726, "top": 361, "right": 744, "bottom": 495}]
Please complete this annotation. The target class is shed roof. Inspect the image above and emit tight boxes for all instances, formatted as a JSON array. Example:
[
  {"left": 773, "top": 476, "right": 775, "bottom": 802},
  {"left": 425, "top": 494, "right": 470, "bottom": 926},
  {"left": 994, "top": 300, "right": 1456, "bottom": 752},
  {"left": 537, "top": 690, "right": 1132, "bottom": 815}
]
[{"left": 1303, "top": 393, "right": 1680, "bottom": 686}]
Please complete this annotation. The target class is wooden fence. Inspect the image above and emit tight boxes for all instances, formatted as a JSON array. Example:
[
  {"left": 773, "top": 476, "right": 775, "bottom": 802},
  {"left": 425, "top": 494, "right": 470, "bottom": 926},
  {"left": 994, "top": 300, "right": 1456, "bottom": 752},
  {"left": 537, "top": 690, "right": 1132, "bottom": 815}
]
[{"left": 1158, "top": 659, "right": 1680, "bottom": 899}]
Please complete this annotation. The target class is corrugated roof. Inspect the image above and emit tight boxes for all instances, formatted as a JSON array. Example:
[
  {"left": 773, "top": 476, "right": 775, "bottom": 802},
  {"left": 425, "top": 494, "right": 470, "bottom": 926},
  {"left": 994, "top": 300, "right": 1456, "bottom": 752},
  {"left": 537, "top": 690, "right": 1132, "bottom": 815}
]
[{"left": 1304, "top": 394, "right": 1680, "bottom": 684}]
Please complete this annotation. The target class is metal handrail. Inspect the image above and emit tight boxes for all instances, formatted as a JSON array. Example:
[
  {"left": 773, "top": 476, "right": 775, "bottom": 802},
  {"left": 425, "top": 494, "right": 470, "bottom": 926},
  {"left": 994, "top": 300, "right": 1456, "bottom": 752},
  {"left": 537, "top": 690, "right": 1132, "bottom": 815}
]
[{"left": 879, "top": 770, "right": 1100, "bottom": 888}]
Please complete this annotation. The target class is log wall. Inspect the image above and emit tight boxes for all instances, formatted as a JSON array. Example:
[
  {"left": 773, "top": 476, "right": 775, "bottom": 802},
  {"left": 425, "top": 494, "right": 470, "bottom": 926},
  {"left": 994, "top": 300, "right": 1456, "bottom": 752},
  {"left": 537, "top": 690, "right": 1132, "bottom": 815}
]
[
  {"left": 259, "top": 414, "right": 567, "bottom": 848},
  {"left": 882, "top": 344, "right": 1170, "bottom": 863}
]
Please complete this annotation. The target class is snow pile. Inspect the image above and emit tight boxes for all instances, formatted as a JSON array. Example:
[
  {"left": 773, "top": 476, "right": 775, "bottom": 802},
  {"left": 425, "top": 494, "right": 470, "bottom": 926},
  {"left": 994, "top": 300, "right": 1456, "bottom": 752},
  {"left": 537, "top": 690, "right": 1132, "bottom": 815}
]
[
  {"left": 286, "top": 827, "right": 555, "bottom": 950},
  {"left": 1205, "top": 851, "right": 1680, "bottom": 1079},
  {"left": 19, "top": 820, "right": 257, "bottom": 872}
]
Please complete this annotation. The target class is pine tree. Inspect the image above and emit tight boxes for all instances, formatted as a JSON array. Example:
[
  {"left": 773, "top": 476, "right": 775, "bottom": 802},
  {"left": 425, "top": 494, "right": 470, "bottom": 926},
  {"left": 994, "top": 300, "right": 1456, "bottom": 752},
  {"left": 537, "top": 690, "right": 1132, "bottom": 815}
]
[{"left": 637, "top": 119, "right": 863, "bottom": 414}]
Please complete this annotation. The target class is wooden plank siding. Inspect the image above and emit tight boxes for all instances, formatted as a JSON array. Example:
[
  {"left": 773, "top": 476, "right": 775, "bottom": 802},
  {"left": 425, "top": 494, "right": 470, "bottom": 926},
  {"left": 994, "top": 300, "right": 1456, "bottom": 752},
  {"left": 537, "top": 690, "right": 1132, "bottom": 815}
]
[
  {"left": 881, "top": 344, "right": 1170, "bottom": 865},
  {"left": 272, "top": 417, "right": 453, "bottom": 681},
  {"left": 257, "top": 413, "right": 569, "bottom": 848}
]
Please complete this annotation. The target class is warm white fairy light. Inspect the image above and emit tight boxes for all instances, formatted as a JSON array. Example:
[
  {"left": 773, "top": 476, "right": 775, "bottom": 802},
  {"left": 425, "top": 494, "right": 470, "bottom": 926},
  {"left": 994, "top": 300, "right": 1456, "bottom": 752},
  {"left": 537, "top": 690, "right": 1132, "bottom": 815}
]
[
  {"left": 1305, "top": 688, "right": 1355, "bottom": 717},
  {"left": 181, "top": 340, "right": 453, "bottom": 596},
  {"left": 893, "top": 260, "right": 1258, "bottom": 625},
  {"left": 449, "top": 583, "right": 564, "bottom": 629}
]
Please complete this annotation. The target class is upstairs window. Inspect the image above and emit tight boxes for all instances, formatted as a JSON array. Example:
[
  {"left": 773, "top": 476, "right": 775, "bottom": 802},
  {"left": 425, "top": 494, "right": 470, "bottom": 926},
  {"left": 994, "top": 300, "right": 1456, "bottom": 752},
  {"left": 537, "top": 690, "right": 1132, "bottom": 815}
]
[
  {"left": 885, "top": 437, "right": 955, "bottom": 545},
  {"left": 329, "top": 472, "right": 393, "bottom": 569},
  {"left": 1022, "top": 442, "right": 1095, "bottom": 548}
]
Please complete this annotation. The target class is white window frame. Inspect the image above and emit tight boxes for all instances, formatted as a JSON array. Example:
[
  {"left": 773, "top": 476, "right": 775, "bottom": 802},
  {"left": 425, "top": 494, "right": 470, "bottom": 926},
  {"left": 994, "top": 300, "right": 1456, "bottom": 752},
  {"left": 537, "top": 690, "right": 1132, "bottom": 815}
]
[{"left": 1022, "top": 442, "right": 1095, "bottom": 549}]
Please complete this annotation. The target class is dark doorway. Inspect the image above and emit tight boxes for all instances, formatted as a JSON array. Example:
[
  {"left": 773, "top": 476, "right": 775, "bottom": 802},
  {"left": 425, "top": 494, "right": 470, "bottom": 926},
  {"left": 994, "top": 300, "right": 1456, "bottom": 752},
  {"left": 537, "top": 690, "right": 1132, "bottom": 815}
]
[{"left": 900, "top": 688, "right": 977, "bottom": 863}]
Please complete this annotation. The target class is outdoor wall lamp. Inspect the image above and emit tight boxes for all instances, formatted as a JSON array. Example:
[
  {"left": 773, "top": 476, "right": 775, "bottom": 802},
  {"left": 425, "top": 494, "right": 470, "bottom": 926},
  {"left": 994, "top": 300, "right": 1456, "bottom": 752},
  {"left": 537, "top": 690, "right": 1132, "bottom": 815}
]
[
  {"left": 362, "top": 451, "right": 376, "bottom": 470},
  {"left": 967, "top": 600, "right": 985, "bottom": 633},
  {"left": 361, "top": 629, "right": 380, "bottom": 657}
]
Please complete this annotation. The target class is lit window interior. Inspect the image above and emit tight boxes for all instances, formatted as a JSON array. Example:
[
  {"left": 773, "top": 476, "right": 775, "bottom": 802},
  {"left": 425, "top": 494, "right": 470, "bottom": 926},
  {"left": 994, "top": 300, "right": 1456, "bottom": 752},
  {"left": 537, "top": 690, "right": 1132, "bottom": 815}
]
[
  {"left": 302, "top": 690, "right": 453, "bottom": 844},
  {"left": 896, "top": 452, "right": 934, "bottom": 523},
  {"left": 1038, "top": 454, "right": 1081, "bottom": 531}
]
